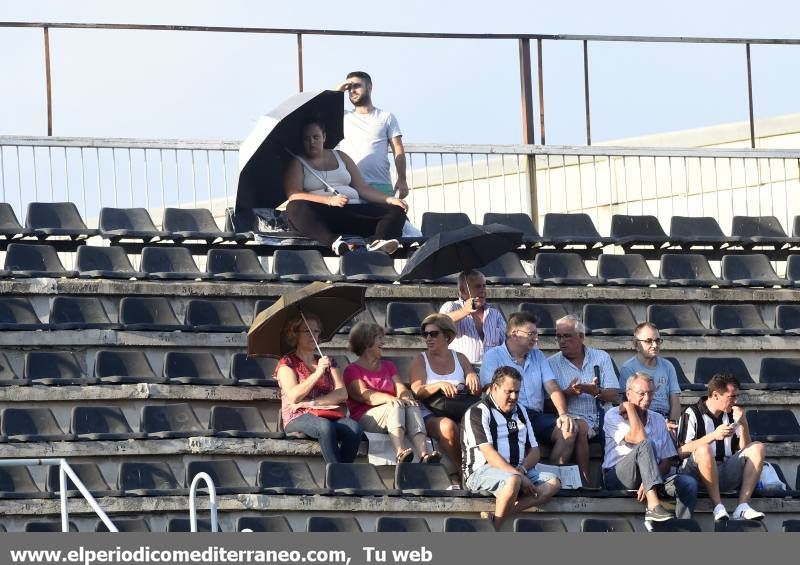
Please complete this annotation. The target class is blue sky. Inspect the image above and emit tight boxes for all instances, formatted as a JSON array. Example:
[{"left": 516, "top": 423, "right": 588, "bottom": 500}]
[{"left": 2, "top": 0, "right": 799, "bottom": 145}]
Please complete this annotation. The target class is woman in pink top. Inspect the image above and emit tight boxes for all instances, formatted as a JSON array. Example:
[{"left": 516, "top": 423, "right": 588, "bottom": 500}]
[{"left": 344, "top": 322, "right": 440, "bottom": 464}]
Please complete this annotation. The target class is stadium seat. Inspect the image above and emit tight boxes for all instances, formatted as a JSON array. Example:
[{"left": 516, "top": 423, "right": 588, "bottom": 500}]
[
  {"left": 70, "top": 405, "right": 143, "bottom": 440},
  {"left": 659, "top": 254, "right": 729, "bottom": 287},
  {"left": 534, "top": 253, "right": 598, "bottom": 285},
  {"left": 518, "top": 303, "right": 568, "bottom": 336},
  {"left": 776, "top": 304, "right": 800, "bottom": 334},
  {"left": 49, "top": 296, "right": 118, "bottom": 330},
  {"left": 732, "top": 215, "right": 796, "bottom": 247},
  {"left": 5, "top": 243, "right": 77, "bottom": 278},
  {"left": 669, "top": 216, "right": 738, "bottom": 248},
  {"left": 75, "top": 245, "right": 145, "bottom": 279},
  {"left": 339, "top": 250, "right": 399, "bottom": 282},
  {"left": 237, "top": 516, "right": 293, "bottom": 532},
  {"left": 119, "top": 296, "right": 184, "bottom": 331},
  {"left": 96, "top": 518, "right": 151, "bottom": 532},
  {"left": 664, "top": 356, "right": 704, "bottom": 391},
  {"left": 229, "top": 353, "right": 278, "bottom": 387},
  {"left": 782, "top": 520, "right": 800, "bottom": 532},
  {"left": 542, "top": 213, "right": 612, "bottom": 248},
  {"left": 163, "top": 207, "right": 243, "bottom": 243},
  {"left": 721, "top": 254, "right": 790, "bottom": 287},
  {"left": 583, "top": 304, "right": 637, "bottom": 336},
  {"left": 185, "top": 459, "right": 255, "bottom": 495},
  {"left": 26, "top": 202, "right": 98, "bottom": 239},
  {"left": 647, "top": 519, "right": 702, "bottom": 532},
  {"left": 785, "top": 255, "right": 800, "bottom": 286},
  {"left": 580, "top": 518, "right": 634, "bottom": 532},
  {"left": 273, "top": 249, "right": 342, "bottom": 282},
  {"left": 714, "top": 520, "right": 766, "bottom": 532},
  {"left": 140, "top": 403, "right": 209, "bottom": 439},
  {"left": 163, "top": 351, "right": 229, "bottom": 385},
  {"left": 480, "top": 252, "right": 531, "bottom": 285},
  {"left": 118, "top": 461, "right": 185, "bottom": 496},
  {"left": 483, "top": 212, "right": 541, "bottom": 244},
  {"left": 46, "top": 462, "right": 119, "bottom": 497},
  {"left": 25, "top": 521, "right": 79, "bottom": 532},
  {"left": 746, "top": 410, "right": 800, "bottom": 442},
  {"left": 0, "top": 352, "right": 24, "bottom": 386},
  {"left": 693, "top": 357, "right": 757, "bottom": 387},
  {"left": 376, "top": 517, "right": 431, "bottom": 532},
  {"left": 94, "top": 350, "right": 165, "bottom": 384},
  {"left": 758, "top": 357, "right": 800, "bottom": 390},
  {"left": 306, "top": 516, "right": 362, "bottom": 532},
  {"left": 257, "top": 461, "right": 328, "bottom": 495},
  {"left": 597, "top": 254, "right": 665, "bottom": 286},
  {"left": 325, "top": 462, "right": 398, "bottom": 496},
  {"left": 710, "top": 304, "right": 774, "bottom": 336},
  {"left": 610, "top": 214, "right": 670, "bottom": 248},
  {"left": 0, "top": 466, "right": 42, "bottom": 499},
  {"left": 98, "top": 207, "right": 168, "bottom": 241},
  {"left": 140, "top": 246, "right": 211, "bottom": 280},
  {"left": 24, "top": 351, "right": 94, "bottom": 385},
  {"left": 386, "top": 302, "right": 437, "bottom": 334},
  {"left": 184, "top": 299, "right": 247, "bottom": 332},
  {"left": 420, "top": 212, "right": 472, "bottom": 237},
  {"left": 0, "top": 202, "right": 31, "bottom": 238},
  {"left": 1, "top": 407, "right": 73, "bottom": 442},
  {"left": 253, "top": 299, "right": 276, "bottom": 319},
  {"left": 394, "top": 463, "right": 467, "bottom": 497},
  {"left": 647, "top": 304, "right": 715, "bottom": 336},
  {"left": 443, "top": 517, "right": 496, "bottom": 532},
  {"left": 512, "top": 518, "right": 568, "bottom": 532},
  {"left": 209, "top": 406, "right": 282, "bottom": 439},
  {"left": 206, "top": 249, "right": 273, "bottom": 282},
  {"left": 166, "top": 518, "right": 218, "bottom": 532},
  {"left": 0, "top": 297, "right": 46, "bottom": 330}
]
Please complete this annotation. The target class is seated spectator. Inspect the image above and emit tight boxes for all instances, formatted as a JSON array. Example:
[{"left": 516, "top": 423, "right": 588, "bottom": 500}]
[
  {"left": 283, "top": 118, "right": 408, "bottom": 255},
  {"left": 274, "top": 314, "right": 363, "bottom": 462},
  {"left": 547, "top": 314, "right": 620, "bottom": 485},
  {"left": 409, "top": 313, "right": 481, "bottom": 471},
  {"left": 440, "top": 269, "right": 506, "bottom": 363},
  {"left": 677, "top": 373, "right": 766, "bottom": 522},
  {"left": 344, "top": 322, "right": 440, "bottom": 464},
  {"left": 462, "top": 366, "right": 561, "bottom": 528}
]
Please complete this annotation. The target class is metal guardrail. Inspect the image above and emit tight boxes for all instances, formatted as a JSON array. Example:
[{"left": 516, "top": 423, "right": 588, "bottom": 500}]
[{"left": 188, "top": 472, "right": 218, "bottom": 533}]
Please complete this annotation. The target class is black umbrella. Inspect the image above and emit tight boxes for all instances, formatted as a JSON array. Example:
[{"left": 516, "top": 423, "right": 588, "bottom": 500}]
[
  {"left": 236, "top": 90, "right": 345, "bottom": 214},
  {"left": 398, "top": 223, "right": 523, "bottom": 282}
]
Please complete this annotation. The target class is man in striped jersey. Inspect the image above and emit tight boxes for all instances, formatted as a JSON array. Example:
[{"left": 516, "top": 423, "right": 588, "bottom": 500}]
[
  {"left": 677, "top": 373, "right": 766, "bottom": 522},
  {"left": 461, "top": 366, "right": 561, "bottom": 529}
]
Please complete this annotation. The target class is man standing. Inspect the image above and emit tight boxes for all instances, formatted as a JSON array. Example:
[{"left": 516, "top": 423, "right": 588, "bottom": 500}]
[
  {"left": 337, "top": 71, "right": 408, "bottom": 198},
  {"left": 480, "top": 312, "right": 577, "bottom": 467},
  {"left": 677, "top": 373, "right": 766, "bottom": 522},
  {"left": 440, "top": 270, "right": 506, "bottom": 364},
  {"left": 547, "top": 314, "right": 620, "bottom": 485},
  {"left": 462, "top": 366, "right": 561, "bottom": 529},
  {"left": 603, "top": 372, "right": 698, "bottom": 524}
]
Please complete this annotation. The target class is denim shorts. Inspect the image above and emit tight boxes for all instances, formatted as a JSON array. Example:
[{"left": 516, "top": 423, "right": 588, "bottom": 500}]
[{"left": 465, "top": 464, "right": 558, "bottom": 495}]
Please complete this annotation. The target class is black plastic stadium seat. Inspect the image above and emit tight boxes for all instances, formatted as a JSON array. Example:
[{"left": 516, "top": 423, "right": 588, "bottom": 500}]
[
  {"left": 693, "top": 357, "right": 757, "bottom": 388},
  {"left": 759, "top": 358, "right": 800, "bottom": 390},
  {"left": 710, "top": 304, "right": 774, "bottom": 336},
  {"left": 610, "top": 214, "right": 670, "bottom": 249},
  {"left": 542, "top": 213, "right": 613, "bottom": 248},
  {"left": 420, "top": 212, "right": 472, "bottom": 237},
  {"left": 26, "top": 202, "right": 98, "bottom": 240},
  {"left": 785, "top": 255, "right": 800, "bottom": 287},
  {"left": 1, "top": 407, "right": 73, "bottom": 442},
  {"left": 140, "top": 403, "right": 209, "bottom": 439},
  {"left": 5, "top": 243, "right": 78, "bottom": 278},
  {"left": 782, "top": 520, "right": 800, "bottom": 532},
  {"left": 483, "top": 212, "right": 541, "bottom": 245},
  {"left": 209, "top": 406, "right": 283, "bottom": 439},
  {"left": 583, "top": 304, "right": 637, "bottom": 336},
  {"left": 237, "top": 516, "right": 293, "bottom": 532},
  {"left": 714, "top": 520, "right": 766, "bottom": 532},
  {"left": 443, "top": 517, "right": 496, "bottom": 532},
  {"left": 513, "top": 518, "right": 568, "bottom": 532},
  {"left": 185, "top": 459, "right": 255, "bottom": 495},
  {"left": 24, "top": 351, "right": 94, "bottom": 385},
  {"left": 49, "top": 296, "right": 118, "bottom": 330},
  {"left": 721, "top": 254, "right": 790, "bottom": 287},
  {"left": 534, "top": 252, "right": 598, "bottom": 285},
  {"left": 0, "top": 203, "right": 31, "bottom": 238},
  {"left": 94, "top": 350, "right": 165, "bottom": 384},
  {"left": 0, "top": 352, "right": 24, "bottom": 386},
  {"left": 518, "top": 303, "right": 568, "bottom": 336},
  {"left": 140, "top": 246, "right": 211, "bottom": 280},
  {"left": 163, "top": 207, "right": 242, "bottom": 243},
  {"left": 480, "top": 252, "right": 531, "bottom": 285},
  {"left": 96, "top": 518, "right": 151, "bottom": 532},
  {"left": 746, "top": 410, "right": 800, "bottom": 442},
  {"left": 732, "top": 215, "right": 796, "bottom": 247},
  {"left": 253, "top": 299, "right": 276, "bottom": 319},
  {"left": 229, "top": 353, "right": 278, "bottom": 387},
  {"left": 664, "top": 356, "right": 705, "bottom": 392},
  {"left": 580, "top": 518, "right": 634, "bottom": 532},
  {"left": 256, "top": 461, "right": 329, "bottom": 495},
  {"left": 25, "top": 521, "right": 79, "bottom": 532},
  {"left": 98, "top": 207, "right": 168, "bottom": 242},
  {"left": 669, "top": 216, "right": 739, "bottom": 248},
  {"left": 167, "top": 518, "right": 217, "bottom": 532},
  {"left": 325, "top": 462, "right": 398, "bottom": 496},
  {"left": 386, "top": 302, "right": 437, "bottom": 334},
  {"left": 119, "top": 296, "right": 184, "bottom": 331},
  {"left": 46, "top": 462, "right": 119, "bottom": 497},
  {"left": 0, "top": 466, "right": 42, "bottom": 499},
  {"left": 659, "top": 254, "right": 730, "bottom": 287},
  {"left": 307, "top": 516, "right": 362, "bottom": 532},
  {"left": 206, "top": 249, "right": 274, "bottom": 282},
  {"left": 163, "top": 351, "right": 229, "bottom": 385},
  {"left": 117, "top": 461, "right": 185, "bottom": 497},
  {"left": 184, "top": 299, "right": 247, "bottom": 332},
  {"left": 776, "top": 304, "right": 800, "bottom": 334},
  {"left": 648, "top": 519, "right": 702, "bottom": 532},
  {"left": 597, "top": 254, "right": 666, "bottom": 286},
  {"left": 71, "top": 405, "right": 143, "bottom": 440},
  {"left": 339, "top": 251, "right": 399, "bottom": 282},
  {"left": 0, "top": 297, "right": 46, "bottom": 330},
  {"left": 75, "top": 245, "right": 145, "bottom": 279},
  {"left": 273, "top": 249, "right": 342, "bottom": 283},
  {"left": 376, "top": 517, "right": 431, "bottom": 532},
  {"left": 395, "top": 463, "right": 468, "bottom": 497},
  {"left": 647, "top": 304, "right": 715, "bottom": 336}
]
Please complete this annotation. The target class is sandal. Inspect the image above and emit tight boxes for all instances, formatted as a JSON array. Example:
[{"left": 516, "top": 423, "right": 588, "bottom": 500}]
[
  {"left": 396, "top": 448, "right": 414, "bottom": 464},
  {"left": 420, "top": 451, "right": 442, "bottom": 464}
]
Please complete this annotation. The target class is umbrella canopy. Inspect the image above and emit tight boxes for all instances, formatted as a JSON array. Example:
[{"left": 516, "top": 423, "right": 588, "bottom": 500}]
[
  {"left": 248, "top": 281, "right": 366, "bottom": 358},
  {"left": 236, "top": 90, "right": 345, "bottom": 213},
  {"left": 398, "top": 223, "right": 523, "bottom": 282}
]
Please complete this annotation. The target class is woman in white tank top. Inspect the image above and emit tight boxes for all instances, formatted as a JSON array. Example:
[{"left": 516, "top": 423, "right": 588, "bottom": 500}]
[{"left": 409, "top": 313, "right": 480, "bottom": 474}]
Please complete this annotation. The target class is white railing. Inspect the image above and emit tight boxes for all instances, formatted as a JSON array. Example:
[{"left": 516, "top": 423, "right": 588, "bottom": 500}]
[{"left": 188, "top": 472, "right": 218, "bottom": 533}]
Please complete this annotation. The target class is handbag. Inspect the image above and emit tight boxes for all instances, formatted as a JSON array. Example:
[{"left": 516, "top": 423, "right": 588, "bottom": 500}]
[{"left": 423, "top": 392, "right": 479, "bottom": 422}]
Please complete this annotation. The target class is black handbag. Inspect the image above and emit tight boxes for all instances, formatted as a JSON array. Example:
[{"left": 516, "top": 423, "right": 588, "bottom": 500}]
[{"left": 424, "top": 392, "right": 479, "bottom": 422}]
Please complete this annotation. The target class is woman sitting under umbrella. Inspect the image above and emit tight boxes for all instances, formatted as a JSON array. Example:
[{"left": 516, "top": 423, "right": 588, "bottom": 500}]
[
  {"left": 284, "top": 118, "right": 409, "bottom": 256},
  {"left": 344, "top": 321, "right": 441, "bottom": 464},
  {"left": 274, "top": 313, "right": 363, "bottom": 463}
]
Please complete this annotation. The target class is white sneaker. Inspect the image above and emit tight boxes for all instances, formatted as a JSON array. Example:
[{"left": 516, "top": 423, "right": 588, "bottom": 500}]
[
  {"left": 331, "top": 236, "right": 349, "bottom": 256},
  {"left": 713, "top": 503, "right": 730, "bottom": 522},
  {"left": 732, "top": 503, "right": 765, "bottom": 521},
  {"left": 367, "top": 239, "right": 399, "bottom": 255}
]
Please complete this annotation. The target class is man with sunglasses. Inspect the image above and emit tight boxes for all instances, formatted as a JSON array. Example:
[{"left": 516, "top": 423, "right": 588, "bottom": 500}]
[{"left": 621, "top": 323, "right": 681, "bottom": 431}]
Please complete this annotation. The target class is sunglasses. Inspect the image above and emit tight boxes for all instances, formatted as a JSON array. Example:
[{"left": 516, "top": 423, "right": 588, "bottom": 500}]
[{"left": 421, "top": 330, "right": 442, "bottom": 339}]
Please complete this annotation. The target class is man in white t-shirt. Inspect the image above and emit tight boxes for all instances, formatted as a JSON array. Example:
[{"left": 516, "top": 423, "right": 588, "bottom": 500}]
[{"left": 336, "top": 71, "right": 409, "bottom": 198}]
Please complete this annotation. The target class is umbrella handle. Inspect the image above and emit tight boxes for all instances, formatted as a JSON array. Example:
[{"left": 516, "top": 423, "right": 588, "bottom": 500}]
[{"left": 300, "top": 311, "right": 325, "bottom": 358}]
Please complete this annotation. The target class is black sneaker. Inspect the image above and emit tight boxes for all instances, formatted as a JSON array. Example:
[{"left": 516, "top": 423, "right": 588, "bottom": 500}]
[{"left": 644, "top": 504, "right": 674, "bottom": 522}]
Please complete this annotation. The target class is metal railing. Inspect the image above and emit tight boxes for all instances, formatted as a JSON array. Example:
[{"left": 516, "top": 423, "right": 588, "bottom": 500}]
[{"left": 188, "top": 472, "right": 218, "bottom": 533}]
